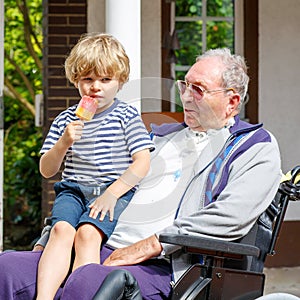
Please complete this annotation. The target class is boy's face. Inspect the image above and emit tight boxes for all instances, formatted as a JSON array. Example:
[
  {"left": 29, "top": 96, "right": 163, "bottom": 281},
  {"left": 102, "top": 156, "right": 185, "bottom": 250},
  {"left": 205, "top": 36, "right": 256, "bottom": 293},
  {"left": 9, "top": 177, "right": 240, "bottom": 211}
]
[{"left": 76, "top": 72, "right": 121, "bottom": 113}]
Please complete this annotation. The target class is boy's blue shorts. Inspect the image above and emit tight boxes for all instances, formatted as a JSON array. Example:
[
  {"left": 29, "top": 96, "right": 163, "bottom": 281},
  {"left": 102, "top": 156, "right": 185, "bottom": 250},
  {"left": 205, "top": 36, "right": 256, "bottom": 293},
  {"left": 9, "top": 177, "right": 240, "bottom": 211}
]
[{"left": 51, "top": 180, "right": 134, "bottom": 239}]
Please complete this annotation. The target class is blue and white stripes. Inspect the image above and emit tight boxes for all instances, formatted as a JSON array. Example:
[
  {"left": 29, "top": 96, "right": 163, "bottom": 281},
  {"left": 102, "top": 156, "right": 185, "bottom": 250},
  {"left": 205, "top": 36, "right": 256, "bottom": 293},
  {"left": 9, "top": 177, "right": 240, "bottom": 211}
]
[{"left": 41, "top": 99, "right": 154, "bottom": 185}]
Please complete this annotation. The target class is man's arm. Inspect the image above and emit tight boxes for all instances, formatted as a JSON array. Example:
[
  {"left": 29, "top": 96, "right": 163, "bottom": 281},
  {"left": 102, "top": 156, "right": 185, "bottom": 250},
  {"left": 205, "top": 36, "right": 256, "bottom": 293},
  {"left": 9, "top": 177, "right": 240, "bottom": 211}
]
[
  {"left": 103, "top": 235, "right": 162, "bottom": 266},
  {"left": 158, "top": 139, "right": 282, "bottom": 256}
]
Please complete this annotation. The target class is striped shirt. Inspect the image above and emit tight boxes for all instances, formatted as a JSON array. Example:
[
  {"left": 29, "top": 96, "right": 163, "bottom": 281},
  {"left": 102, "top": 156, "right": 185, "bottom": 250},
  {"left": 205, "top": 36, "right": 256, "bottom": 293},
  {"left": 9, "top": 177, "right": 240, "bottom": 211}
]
[{"left": 41, "top": 99, "right": 154, "bottom": 185}]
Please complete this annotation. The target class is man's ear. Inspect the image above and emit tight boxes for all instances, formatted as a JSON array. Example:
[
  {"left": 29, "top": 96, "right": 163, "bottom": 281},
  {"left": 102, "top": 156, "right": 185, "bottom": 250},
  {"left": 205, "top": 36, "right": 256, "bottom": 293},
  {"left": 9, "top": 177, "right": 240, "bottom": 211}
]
[{"left": 227, "top": 93, "right": 241, "bottom": 116}]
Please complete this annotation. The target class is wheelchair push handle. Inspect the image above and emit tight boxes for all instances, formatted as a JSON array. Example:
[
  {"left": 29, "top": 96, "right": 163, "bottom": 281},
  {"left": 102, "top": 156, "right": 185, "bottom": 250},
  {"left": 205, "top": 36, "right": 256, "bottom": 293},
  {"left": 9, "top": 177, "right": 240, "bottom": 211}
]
[{"left": 290, "top": 165, "right": 300, "bottom": 184}]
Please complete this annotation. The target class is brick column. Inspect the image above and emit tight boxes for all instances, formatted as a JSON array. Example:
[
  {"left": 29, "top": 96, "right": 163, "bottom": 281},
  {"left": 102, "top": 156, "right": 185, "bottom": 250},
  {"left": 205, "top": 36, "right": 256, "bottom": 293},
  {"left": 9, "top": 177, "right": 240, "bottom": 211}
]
[{"left": 42, "top": 0, "right": 87, "bottom": 220}]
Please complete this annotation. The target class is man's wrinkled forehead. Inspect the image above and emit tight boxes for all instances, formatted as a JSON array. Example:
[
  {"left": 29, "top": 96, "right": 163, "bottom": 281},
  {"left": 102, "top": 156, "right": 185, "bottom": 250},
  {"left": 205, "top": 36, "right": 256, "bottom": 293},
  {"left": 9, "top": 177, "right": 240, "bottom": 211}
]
[
  {"left": 185, "top": 63, "right": 210, "bottom": 88},
  {"left": 185, "top": 58, "right": 224, "bottom": 87}
]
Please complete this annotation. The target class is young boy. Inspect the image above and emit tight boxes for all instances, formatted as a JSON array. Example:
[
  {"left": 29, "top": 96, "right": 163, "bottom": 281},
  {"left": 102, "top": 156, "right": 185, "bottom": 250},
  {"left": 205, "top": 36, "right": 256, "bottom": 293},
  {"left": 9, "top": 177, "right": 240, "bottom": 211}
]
[{"left": 36, "top": 33, "right": 154, "bottom": 300}]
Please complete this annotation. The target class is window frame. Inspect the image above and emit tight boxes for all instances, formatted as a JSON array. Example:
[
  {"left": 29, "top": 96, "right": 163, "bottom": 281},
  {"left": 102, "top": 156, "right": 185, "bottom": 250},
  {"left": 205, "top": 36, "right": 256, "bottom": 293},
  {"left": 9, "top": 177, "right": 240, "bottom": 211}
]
[{"left": 161, "top": 0, "right": 246, "bottom": 114}]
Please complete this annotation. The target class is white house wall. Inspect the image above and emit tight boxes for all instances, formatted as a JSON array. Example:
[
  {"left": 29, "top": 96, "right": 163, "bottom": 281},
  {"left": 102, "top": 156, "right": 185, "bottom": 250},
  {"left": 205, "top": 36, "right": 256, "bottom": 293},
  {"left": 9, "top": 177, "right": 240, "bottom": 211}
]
[
  {"left": 141, "top": 0, "right": 162, "bottom": 112},
  {"left": 259, "top": 0, "right": 300, "bottom": 220}
]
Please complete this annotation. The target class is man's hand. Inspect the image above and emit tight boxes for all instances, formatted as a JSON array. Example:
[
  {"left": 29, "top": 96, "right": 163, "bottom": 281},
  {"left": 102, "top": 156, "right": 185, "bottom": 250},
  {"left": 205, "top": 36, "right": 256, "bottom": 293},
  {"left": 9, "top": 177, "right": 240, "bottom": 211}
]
[
  {"left": 103, "top": 235, "right": 163, "bottom": 266},
  {"left": 89, "top": 190, "right": 118, "bottom": 221}
]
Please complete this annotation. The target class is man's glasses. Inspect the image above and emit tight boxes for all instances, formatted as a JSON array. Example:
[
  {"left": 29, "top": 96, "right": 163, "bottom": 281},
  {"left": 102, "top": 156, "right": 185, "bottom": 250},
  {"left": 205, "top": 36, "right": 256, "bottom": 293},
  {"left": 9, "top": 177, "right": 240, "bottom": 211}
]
[{"left": 177, "top": 80, "right": 235, "bottom": 101}]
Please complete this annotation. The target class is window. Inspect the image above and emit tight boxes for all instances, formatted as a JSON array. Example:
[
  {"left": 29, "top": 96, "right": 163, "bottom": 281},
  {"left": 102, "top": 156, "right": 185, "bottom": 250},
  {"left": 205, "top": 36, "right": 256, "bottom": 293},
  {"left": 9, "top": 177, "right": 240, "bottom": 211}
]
[{"left": 168, "top": 0, "right": 236, "bottom": 111}]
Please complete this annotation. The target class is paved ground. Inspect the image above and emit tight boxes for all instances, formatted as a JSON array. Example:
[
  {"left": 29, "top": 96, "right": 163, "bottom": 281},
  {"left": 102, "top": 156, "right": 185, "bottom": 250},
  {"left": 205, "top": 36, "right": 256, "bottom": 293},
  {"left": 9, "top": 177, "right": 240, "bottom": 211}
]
[{"left": 264, "top": 267, "right": 300, "bottom": 297}]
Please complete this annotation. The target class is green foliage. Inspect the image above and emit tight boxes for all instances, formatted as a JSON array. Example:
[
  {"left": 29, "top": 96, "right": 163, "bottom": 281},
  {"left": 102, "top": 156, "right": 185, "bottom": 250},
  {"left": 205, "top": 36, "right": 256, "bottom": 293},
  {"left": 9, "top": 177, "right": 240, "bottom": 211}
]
[
  {"left": 206, "top": 20, "right": 234, "bottom": 50},
  {"left": 3, "top": 0, "right": 43, "bottom": 249},
  {"left": 174, "top": 0, "right": 234, "bottom": 109},
  {"left": 207, "top": 0, "right": 233, "bottom": 17},
  {"left": 175, "top": 21, "right": 202, "bottom": 66},
  {"left": 175, "top": 0, "right": 234, "bottom": 64},
  {"left": 3, "top": 114, "right": 42, "bottom": 222},
  {"left": 5, "top": 0, "right": 42, "bottom": 103}
]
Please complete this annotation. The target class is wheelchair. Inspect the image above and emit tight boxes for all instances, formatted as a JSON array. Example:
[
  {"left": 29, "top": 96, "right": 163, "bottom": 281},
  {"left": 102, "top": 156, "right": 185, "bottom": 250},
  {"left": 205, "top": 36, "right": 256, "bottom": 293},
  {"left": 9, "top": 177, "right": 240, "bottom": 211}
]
[
  {"left": 158, "top": 166, "right": 300, "bottom": 300},
  {"left": 92, "top": 166, "right": 300, "bottom": 300}
]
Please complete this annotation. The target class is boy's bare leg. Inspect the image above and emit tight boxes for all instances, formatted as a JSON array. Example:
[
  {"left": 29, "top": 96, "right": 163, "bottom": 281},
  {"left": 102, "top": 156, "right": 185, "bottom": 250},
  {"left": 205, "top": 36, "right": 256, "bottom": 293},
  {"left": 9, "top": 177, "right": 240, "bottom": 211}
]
[
  {"left": 72, "top": 223, "right": 104, "bottom": 271},
  {"left": 36, "top": 221, "right": 76, "bottom": 300}
]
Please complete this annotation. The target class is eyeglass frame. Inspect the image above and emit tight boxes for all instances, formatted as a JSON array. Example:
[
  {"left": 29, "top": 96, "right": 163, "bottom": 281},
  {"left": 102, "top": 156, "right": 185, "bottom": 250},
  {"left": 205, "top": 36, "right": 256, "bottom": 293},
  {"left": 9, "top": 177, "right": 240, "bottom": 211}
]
[{"left": 176, "top": 80, "right": 236, "bottom": 101}]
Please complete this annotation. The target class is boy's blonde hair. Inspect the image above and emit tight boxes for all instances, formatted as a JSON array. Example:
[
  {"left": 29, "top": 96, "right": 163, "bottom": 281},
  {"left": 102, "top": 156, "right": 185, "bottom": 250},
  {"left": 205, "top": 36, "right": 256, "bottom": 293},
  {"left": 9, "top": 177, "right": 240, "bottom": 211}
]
[{"left": 65, "top": 33, "right": 130, "bottom": 85}]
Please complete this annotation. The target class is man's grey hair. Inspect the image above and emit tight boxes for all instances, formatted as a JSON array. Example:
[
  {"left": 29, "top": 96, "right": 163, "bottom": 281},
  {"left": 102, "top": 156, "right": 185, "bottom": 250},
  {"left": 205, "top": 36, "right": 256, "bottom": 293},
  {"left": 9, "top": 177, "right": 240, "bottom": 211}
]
[{"left": 196, "top": 48, "right": 249, "bottom": 110}]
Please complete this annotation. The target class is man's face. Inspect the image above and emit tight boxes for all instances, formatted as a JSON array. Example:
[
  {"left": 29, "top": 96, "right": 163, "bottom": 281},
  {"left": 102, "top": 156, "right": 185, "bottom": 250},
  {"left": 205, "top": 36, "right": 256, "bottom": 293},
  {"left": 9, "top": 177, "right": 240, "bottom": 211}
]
[{"left": 181, "top": 57, "right": 237, "bottom": 132}]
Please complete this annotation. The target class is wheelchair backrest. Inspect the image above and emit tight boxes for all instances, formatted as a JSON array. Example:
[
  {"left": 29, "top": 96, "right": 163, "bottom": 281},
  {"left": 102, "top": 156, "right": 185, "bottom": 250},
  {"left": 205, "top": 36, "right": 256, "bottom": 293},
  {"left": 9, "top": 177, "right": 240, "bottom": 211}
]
[{"left": 235, "top": 166, "right": 300, "bottom": 272}]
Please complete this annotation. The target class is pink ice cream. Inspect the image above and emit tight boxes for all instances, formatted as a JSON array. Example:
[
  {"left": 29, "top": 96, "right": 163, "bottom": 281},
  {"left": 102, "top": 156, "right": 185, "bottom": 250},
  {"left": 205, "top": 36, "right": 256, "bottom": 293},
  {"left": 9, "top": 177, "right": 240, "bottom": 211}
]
[{"left": 75, "top": 95, "right": 98, "bottom": 121}]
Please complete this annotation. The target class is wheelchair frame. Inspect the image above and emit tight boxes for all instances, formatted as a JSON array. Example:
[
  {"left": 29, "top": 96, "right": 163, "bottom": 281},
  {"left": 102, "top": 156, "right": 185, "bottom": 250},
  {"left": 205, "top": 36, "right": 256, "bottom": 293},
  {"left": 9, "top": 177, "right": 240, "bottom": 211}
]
[{"left": 159, "top": 166, "right": 300, "bottom": 300}]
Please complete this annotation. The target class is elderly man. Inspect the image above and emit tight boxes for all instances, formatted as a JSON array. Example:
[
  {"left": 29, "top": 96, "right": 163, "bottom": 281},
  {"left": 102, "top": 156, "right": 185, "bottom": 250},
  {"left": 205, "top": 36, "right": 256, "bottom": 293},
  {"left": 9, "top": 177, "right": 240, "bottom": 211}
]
[{"left": 0, "top": 48, "right": 281, "bottom": 300}]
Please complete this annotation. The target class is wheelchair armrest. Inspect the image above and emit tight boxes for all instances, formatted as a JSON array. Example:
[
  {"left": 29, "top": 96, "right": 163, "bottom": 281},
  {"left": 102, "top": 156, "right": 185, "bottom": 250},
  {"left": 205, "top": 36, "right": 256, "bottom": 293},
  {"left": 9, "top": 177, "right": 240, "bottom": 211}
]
[{"left": 159, "top": 233, "right": 260, "bottom": 260}]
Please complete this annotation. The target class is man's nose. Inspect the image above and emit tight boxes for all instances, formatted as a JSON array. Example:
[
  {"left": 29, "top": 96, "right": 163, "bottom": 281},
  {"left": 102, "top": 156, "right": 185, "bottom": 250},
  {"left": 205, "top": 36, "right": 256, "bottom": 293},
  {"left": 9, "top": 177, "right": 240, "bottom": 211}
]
[{"left": 181, "top": 89, "right": 194, "bottom": 103}]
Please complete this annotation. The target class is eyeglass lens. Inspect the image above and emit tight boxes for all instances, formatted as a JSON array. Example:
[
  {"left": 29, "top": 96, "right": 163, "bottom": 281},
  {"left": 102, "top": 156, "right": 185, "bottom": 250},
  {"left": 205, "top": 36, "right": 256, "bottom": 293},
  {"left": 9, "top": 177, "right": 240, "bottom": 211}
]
[{"left": 178, "top": 81, "right": 204, "bottom": 100}]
